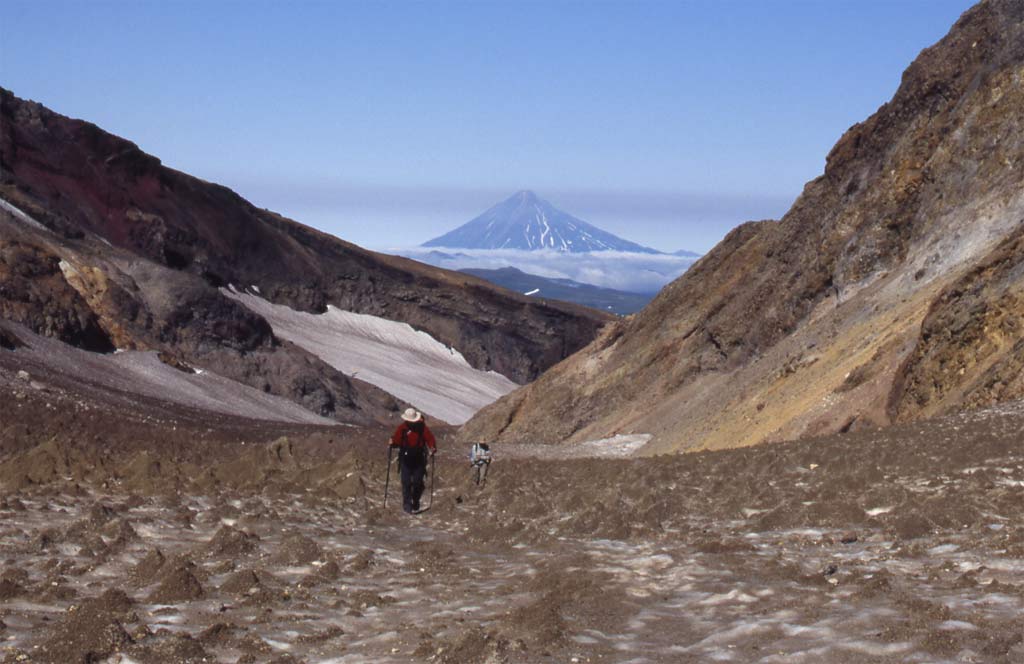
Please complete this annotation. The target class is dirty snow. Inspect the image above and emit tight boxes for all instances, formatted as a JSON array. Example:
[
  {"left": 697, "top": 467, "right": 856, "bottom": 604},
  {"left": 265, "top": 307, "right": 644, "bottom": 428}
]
[
  {"left": 500, "top": 433, "right": 654, "bottom": 460},
  {"left": 575, "top": 433, "right": 653, "bottom": 458}
]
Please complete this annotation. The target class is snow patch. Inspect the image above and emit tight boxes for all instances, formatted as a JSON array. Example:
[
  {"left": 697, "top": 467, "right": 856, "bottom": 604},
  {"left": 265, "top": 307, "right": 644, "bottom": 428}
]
[
  {"left": 265, "top": 638, "right": 292, "bottom": 651},
  {"left": 833, "top": 640, "right": 914, "bottom": 656},
  {"left": 57, "top": 259, "right": 78, "bottom": 279},
  {"left": 223, "top": 291, "right": 518, "bottom": 424},
  {"left": 938, "top": 620, "right": 977, "bottom": 630},
  {"left": 697, "top": 589, "right": 760, "bottom": 606},
  {"left": 574, "top": 434, "right": 652, "bottom": 458},
  {"left": 0, "top": 197, "right": 50, "bottom": 233}
]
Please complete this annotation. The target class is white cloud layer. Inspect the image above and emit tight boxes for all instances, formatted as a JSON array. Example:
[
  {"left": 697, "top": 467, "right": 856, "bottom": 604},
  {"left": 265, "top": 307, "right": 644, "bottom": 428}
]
[{"left": 393, "top": 247, "right": 699, "bottom": 294}]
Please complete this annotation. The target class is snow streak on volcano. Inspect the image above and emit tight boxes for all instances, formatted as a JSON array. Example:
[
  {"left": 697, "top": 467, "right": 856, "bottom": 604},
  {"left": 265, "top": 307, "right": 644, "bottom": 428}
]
[{"left": 423, "top": 190, "right": 660, "bottom": 254}]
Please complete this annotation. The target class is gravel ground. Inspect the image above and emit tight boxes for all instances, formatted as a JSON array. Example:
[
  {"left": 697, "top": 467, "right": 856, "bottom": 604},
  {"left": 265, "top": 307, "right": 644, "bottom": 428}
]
[{"left": 1, "top": 359, "right": 1023, "bottom": 663}]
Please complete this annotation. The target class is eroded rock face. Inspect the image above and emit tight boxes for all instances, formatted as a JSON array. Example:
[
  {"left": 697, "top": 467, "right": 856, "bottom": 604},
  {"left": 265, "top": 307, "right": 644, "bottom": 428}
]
[
  {"left": 0, "top": 90, "right": 611, "bottom": 386},
  {"left": 890, "top": 225, "right": 1024, "bottom": 420},
  {"left": 0, "top": 209, "right": 398, "bottom": 424},
  {"left": 460, "top": 0, "right": 1024, "bottom": 451},
  {"left": 0, "top": 237, "right": 114, "bottom": 353}
]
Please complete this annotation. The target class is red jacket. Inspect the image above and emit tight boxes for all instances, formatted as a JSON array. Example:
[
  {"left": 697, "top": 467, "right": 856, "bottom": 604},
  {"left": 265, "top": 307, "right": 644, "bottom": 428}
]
[{"left": 390, "top": 422, "right": 436, "bottom": 452}]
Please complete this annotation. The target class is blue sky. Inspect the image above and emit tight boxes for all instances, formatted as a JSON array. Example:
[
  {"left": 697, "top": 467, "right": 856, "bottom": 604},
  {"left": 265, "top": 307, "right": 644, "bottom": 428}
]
[{"left": 2, "top": 0, "right": 974, "bottom": 252}]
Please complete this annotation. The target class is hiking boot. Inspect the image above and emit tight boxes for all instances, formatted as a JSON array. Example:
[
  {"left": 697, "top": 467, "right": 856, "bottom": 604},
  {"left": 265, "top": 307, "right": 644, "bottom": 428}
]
[{"left": 403, "top": 505, "right": 413, "bottom": 514}]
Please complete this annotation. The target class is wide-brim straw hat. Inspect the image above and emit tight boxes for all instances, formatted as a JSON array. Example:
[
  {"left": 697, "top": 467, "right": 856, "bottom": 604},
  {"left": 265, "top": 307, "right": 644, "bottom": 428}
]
[{"left": 401, "top": 408, "right": 423, "bottom": 423}]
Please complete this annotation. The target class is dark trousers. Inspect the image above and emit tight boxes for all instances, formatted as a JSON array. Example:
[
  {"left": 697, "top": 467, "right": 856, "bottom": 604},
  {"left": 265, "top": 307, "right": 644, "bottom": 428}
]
[{"left": 399, "top": 447, "right": 427, "bottom": 512}]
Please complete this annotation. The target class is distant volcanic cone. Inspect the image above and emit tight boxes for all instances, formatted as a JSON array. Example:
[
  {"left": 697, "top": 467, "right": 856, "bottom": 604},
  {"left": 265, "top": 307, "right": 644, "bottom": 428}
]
[{"left": 423, "top": 190, "right": 660, "bottom": 253}]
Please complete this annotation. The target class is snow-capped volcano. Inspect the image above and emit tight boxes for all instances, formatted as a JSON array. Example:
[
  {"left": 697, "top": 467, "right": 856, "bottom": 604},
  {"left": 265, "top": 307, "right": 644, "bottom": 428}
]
[{"left": 423, "top": 190, "right": 660, "bottom": 253}]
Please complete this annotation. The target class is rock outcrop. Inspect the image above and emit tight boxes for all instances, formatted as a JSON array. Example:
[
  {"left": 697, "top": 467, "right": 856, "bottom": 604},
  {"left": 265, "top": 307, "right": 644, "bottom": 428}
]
[
  {"left": 460, "top": 0, "right": 1024, "bottom": 452},
  {"left": 0, "top": 236, "right": 114, "bottom": 353}
]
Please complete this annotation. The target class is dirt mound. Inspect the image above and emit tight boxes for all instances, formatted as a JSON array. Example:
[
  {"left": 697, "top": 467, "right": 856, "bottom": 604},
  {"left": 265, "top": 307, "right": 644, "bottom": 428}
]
[
  {"left": 272, "top": 532, "right": 324, "bottom": 565},
  {"left": 204, "top": 525, "right": 260, "bottom": 557},
  {"left": 0, "top": 578, "right": 25, "bottom": 600},
  {"left": 37, "top": 589, "right": 136, "bottom": 663},
  {"left": 131, "top": 548, "right": 167, "bottom": 584},
  {"left": 101, "top": 518, "right": 139, "bottom": 548},
  {"left": 326, "top": 471, "right": 367, "bottom": 500},
  {"left": 30, "top": 527, "right": 63, "bottom": 552},
  {"left": 347, "top": 589, "right": 397, "bottom": 611},
  {"left": 408, "top": 540, "right": 459, "bottom": 571},
  {"left": 197, "top": 622, "right": 241, "bottom": 646},
  {"left": 305, "top": 559, "right": 341, "bottom": 585},
  {"left": 86, "top": 501, "right": 117, "bottom": 524},
  {"left": 889, "top": 513, "right": 935, "bottom": 540},
  {"left": 436, "top": 626, "right": 517, "bottom": 664},
  {"left": 219, "top": 569, "right": 262, "bottom": 596},
  {"left": 345, "top": 549, "right": 378, "bottom": 572},
  {"left": 126, "top": 633, "right": 210, "bottom": 663},
  {"left": 148, "top": 560, "right": 205, "bottom": 603}
]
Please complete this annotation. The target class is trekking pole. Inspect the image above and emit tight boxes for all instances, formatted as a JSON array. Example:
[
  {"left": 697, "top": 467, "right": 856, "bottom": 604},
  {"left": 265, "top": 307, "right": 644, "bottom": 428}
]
[
  {"left": 428, "top": 451, "right": 436, "bottom": 511},
  {"left": 383, "top": 445, "right": 394, "bottom": 509}
]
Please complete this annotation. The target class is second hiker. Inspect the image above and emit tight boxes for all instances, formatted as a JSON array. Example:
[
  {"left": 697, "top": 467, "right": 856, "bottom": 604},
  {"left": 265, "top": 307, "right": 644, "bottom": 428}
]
[{"left": 389, "top": 408, "right": 437, "bottom": 513}]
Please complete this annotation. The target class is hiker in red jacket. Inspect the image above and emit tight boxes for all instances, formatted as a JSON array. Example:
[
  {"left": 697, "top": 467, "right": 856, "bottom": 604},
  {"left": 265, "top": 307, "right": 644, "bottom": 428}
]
[{"left": 389, "top": 408, "right": 437, "bottom": 513}]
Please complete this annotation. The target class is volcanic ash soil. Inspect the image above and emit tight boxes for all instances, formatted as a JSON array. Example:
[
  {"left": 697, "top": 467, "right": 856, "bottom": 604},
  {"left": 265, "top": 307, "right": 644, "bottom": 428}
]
[{"left": 1, "top": 401, "right": 1024, "bottom": 662}]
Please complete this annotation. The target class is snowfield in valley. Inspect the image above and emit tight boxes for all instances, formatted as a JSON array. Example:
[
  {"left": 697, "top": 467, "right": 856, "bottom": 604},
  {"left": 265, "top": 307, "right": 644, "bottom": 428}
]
[{"left": 224, "top": 290, "right": 518, "bottom": 425}]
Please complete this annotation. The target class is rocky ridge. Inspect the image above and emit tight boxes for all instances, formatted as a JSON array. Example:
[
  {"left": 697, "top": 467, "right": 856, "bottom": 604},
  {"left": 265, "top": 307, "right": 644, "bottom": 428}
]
[
  {"left": 460, "top": 0, "right": 1024, "bottom": 452},
  {"left": 0, "top": 88, "right": 612, "bottom": 424}
]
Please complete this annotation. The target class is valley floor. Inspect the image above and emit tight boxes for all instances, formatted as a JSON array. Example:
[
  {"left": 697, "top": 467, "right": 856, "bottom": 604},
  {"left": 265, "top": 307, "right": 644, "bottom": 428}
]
[{"left": 1, "top": 362, "right": 1023, "bottom": 663}]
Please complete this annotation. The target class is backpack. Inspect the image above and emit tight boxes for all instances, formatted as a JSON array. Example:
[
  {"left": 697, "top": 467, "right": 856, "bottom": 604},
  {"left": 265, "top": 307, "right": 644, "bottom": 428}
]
[
  {"left": 400, "top": 424, "right": 428, "bottom": 461},
  {"left": 470, "top": 443, "right": 491, "bottom": 485},
  {"left": 470, "top": 442, "right": 491, "bottom": 466}
]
